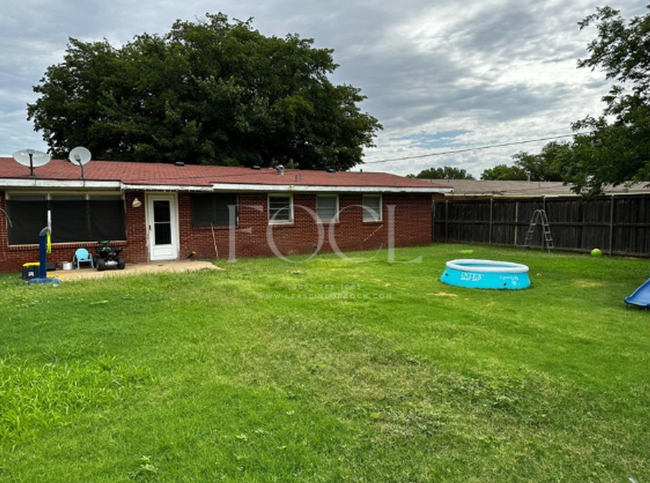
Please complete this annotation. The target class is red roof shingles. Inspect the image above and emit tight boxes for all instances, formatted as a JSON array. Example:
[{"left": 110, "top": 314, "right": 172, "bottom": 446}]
[{"left": 0, "top": 158, "right": 447, "bottom": 189}]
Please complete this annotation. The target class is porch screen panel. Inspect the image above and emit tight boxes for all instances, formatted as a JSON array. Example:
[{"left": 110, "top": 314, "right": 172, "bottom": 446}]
[
  {"left": 6, "top": 197, "right": 47, "bottom": 245},
  {"left": 6, "top": 194, "right": 126, "bottom": 245},
  {"left": 51, "top": 196, "right": 89, "bottom": 243},
  {"left": 89, "top": 197, "right": 126, "bottom": 241}
]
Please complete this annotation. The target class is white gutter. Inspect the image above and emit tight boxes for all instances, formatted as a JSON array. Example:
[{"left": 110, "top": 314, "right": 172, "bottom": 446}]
[
  {"left": 1, "top": 179, "right": 453, "bottom": 194},
  {"left": 119, "top": 183, "right": 216, "bottom": 192},
  {"left": 1, "top": 179, "right": 121, "bottom": 189},
  {"left": 206, "top": 183, "right": 453, "bottom": 194}
]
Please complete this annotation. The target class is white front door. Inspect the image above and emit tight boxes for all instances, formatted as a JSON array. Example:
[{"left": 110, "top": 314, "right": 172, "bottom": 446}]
[{"left": 146, "top": 193, "right": 179, "bottom": 261}]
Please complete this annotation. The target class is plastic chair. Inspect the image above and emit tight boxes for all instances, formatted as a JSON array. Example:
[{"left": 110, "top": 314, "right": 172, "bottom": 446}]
[{"left": 73, "top": 248, "right": 94, "bottom": 269}]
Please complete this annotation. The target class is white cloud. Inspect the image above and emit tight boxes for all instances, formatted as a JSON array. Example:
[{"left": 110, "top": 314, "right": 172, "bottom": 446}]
[{"left": 0, "top": 0, "right": 644, "bottom": 178}]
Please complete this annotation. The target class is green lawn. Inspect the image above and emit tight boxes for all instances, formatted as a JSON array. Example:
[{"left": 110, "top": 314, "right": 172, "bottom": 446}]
[{"left": 0, "top": 244, "right": 649, "bottom": 482}]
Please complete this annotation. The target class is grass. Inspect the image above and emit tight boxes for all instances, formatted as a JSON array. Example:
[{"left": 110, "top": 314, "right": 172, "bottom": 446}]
[{"left": 0, "top": 243, "right": 648, "bottom": 482}]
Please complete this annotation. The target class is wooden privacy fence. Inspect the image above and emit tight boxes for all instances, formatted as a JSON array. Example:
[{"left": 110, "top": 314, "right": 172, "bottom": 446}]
[{"left": 432, "top": 195, "right": 650, "bottom": 257}]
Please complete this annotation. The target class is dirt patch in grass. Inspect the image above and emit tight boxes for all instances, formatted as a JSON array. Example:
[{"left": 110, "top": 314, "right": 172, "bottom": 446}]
[{"left": 572, "top": 279, "right": 604, "bottom": 288}]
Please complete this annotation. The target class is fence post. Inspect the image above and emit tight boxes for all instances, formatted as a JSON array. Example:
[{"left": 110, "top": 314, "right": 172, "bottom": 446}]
[
  {"left": 445, "top": 200, "right": 449, "bottom": 242},
  {"left": 609, "top": 195, "right": 614, "bottom": 256},
  {"left": 514, "top": 201, "right": 519, "bottom": 246},
  {"left": 533, "top": 195, "right": 546, "bottom": 250},
  {"left": 431, "top": 199, "right": 435, "bottom": 243},
  {"left": 489, "top": 199, "right": 493, "bottom": 245}
]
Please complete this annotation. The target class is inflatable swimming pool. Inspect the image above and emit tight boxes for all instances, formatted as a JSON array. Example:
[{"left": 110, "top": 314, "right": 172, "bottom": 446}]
[{"left": 440, "top": 259, "right": 531, "bottom": 290}]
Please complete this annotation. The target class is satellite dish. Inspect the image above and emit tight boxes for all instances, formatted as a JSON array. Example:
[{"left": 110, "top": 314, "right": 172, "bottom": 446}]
[
  {"left": 68, "top": 146, "right": 92, "bottom": 166},
  {"left": 12, "top": 149, "right": 51, "bottom": 177},
  {"left": 68, "top": 146, "right": 92, "bottom": 181}
]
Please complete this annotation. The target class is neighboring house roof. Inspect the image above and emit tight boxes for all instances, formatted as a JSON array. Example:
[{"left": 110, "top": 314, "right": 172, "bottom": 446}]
[
  {"left": 0, "top": 158, "right": 452, "bottom": 194},
  {"left": 422, "top": 179, "right": 650, "bottom": 197}
]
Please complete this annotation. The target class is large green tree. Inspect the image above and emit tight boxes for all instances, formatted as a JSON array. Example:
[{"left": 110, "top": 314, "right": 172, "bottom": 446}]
[
  {"left": 407, "top": 166, "right": 475, "bottom": 179},
  {"left": 480, "top": 142, "right": 578, "bottom": 182},
  {"left": 509, "top": 143, "right": 570, "bottom": 182},
  {"left": 564, "top": 5, "right": 650, "bottom": 195},
  {"left": 27, "top": 14, "right": 382, "bottom": 169}
]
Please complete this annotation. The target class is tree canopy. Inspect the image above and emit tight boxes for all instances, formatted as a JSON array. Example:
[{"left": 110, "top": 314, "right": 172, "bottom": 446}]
[
  {"left": 27, "top": 14, "right": 382, "bottom": 169},
  {"left": 407, "top": 166, "right": 475, "bottom": 179},
  {"left": 480, "top": 164, "right": 527, "bottom": 181},
  {"left": 477, "top": 6, "right": 650, "bottom": 193},
  {"left": 479, "top": 144, "right": 567, "bottom": 181},
  {"left": 562, "top": 5, "right": 650, "bottom": 195}
]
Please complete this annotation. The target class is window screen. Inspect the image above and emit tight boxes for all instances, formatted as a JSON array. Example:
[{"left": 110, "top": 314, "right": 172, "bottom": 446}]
[
  {"left": 362, "top": 195, "right": 382, "bottom": 222},
  {"left": 192, "top": 193, "right": 238, "bottom": 227},
  {"left": 269, "top": 196, "right": 292, "bottom": 223},
  {"left": 317, "top": 196, "right": 338, "bottom": 223}
]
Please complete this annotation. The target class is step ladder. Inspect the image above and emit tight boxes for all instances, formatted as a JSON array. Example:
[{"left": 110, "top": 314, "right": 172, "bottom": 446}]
[{"left": 523, "top": 209, "right": 554, "bottom": 251}]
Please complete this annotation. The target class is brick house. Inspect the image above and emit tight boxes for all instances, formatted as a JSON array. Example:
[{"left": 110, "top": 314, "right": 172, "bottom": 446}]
[{"left": 0, "top": 158, "right": 451, "bottom": 272}]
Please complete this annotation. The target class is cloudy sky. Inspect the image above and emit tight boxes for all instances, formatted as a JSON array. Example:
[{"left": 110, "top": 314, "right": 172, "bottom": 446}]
[{"left": 1, "top": 0, "right": 645, "bottom": 177}]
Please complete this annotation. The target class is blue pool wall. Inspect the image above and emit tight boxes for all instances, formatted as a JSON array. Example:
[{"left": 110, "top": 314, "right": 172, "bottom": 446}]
[{"left": 440, "top": 259, "right": 531, "bottom": 290}]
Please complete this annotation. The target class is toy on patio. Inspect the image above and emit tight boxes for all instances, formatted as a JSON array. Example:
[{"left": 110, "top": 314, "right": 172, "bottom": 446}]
[
  {"left": 72, "top": 248, "right": 94, "bottom": 269},
  {"left": 95, "top": 240, "right": 126, "bottom": 271},
  {"left": 27, "top": 211, "right": 60, "bottom": 285}
]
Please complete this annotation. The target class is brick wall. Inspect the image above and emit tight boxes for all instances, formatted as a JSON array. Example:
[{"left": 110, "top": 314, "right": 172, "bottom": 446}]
[
  {"left": 0, "top": 189, "right": 433, "bottom": 272},
  {"left": 177, "top": 192, "right": 433, "bottom": 261}
]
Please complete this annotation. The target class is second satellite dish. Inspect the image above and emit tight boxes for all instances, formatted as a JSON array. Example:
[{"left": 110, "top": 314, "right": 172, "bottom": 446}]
[
  {"left": 68, "top": 146, "right": 92, "bottom": 165},
  {"left": 12, "top": 149, "right": 51, "bottom": 177}
]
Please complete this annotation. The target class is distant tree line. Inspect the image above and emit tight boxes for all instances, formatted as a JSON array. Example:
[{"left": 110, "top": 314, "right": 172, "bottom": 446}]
[{"left": 406, "top": 166, "right": 474, "bottom": 180}]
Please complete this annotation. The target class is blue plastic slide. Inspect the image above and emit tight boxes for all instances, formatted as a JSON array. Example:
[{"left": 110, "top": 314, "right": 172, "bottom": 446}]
[{"left": 625, "top": 278, "right": 650, "bottom": 309}]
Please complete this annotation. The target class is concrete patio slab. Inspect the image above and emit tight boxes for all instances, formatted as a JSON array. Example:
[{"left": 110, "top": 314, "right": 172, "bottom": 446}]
[{"left": 51, "top": 260, "right": 223, "bottom": 282}]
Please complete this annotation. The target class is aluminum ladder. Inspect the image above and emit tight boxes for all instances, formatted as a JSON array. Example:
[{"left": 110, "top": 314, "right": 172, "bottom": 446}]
[{"left": 523, "top": 209, "right": 554, "bottom": 251}]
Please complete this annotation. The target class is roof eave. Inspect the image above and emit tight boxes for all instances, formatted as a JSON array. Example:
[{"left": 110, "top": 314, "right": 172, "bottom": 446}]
[
  {"left": 206, "top": 183, "right": 452, "bottom": 193},
  {"left": 0, "top": 178, "right": 453, "bottom": 194},
  {"left": 0, "top": 179, "right": 122, "bottom": 189},
  {"left": 120, "top": 182, "right": 452, "bottom": 193}
]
